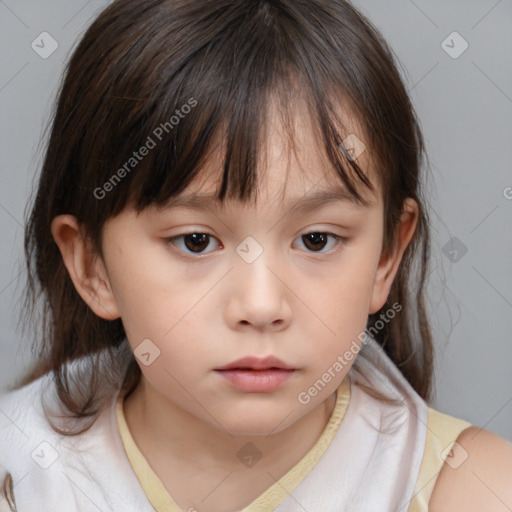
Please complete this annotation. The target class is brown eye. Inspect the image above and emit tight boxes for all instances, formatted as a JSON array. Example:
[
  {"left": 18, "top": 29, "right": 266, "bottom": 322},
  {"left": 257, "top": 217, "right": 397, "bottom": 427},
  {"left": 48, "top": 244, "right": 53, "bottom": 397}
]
[
  {"left": 297, "top": 232, "right": 345, "bottom": 253},
  {"left": 183, "top": 233, "right": 209, "bottom": 252},
  {"left": 167, "top": 233, "right": 219, "bottom": 254},
  {"left": 302, "top": 232, "right": 328, "bottom": 251}
]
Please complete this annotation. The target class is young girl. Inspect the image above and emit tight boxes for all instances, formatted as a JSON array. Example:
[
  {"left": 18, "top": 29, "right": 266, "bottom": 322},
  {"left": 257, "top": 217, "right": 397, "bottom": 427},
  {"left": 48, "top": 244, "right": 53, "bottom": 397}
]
[{"left": 1, "top": 0, "right": 511, "bottom": 510}]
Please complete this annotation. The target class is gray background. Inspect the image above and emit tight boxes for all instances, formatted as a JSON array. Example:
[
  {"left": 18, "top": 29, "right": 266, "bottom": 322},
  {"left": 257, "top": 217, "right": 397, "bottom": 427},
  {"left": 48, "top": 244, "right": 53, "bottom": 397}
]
[{"left": 1, "top": 0, "right": 511, "bottom": 439}]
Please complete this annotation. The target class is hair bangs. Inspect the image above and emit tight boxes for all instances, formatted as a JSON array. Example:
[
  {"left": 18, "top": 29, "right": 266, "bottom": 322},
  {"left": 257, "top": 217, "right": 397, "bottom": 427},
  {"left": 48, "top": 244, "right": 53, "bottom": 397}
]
[{"left": 96, "top": 0, "right": 376, "bottom": 221}]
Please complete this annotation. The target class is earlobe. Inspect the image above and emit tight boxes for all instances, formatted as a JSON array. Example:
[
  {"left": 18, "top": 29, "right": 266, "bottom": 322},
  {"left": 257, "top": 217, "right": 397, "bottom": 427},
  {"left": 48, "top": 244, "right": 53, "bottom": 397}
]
[
  {"left": 369, "top": 198, "right": 419, "bottom": 314},
  {"left": 50, "top": 215, "right": 121, "bottom": 320}
]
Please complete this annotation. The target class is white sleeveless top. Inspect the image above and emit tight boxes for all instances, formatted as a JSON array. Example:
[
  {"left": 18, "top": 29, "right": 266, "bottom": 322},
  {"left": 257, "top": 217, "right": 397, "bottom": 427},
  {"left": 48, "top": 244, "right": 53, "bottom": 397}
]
[{"left": 0, "top": 335, "right": 471, "bottom": 511}]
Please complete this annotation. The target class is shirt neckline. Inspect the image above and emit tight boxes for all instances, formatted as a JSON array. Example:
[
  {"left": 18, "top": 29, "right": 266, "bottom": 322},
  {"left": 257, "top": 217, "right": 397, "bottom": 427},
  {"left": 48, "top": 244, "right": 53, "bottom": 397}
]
[{"left": 115, "top": 375, "right": 351, "bottom": 512}]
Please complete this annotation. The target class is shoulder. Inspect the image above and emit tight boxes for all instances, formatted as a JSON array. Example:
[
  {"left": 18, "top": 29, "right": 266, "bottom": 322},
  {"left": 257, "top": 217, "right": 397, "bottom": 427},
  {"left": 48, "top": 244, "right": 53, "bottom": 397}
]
[
  {"left": 0, "top": 373, "right": 130, "bottom": 510},
  {"left": 0, "top": 375, "right": 49, "bottom": 434},
  {"left": 0, "top": 375, "right": 54, "bottom": 469},
  {"left": 429, "top": 425, "right": 512, "bottom": 511}
]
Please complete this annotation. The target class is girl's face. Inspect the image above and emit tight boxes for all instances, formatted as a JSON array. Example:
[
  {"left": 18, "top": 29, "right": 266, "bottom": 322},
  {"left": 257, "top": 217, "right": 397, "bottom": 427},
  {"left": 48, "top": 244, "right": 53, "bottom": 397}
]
[{"left": 91, "top": 108, "right": 416, "bottom": 436}]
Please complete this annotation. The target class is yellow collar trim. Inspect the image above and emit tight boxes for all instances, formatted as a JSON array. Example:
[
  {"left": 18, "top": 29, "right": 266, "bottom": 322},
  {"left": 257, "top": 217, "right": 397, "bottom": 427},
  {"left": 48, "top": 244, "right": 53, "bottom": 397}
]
[{"left": 115, "top": 376, "right": 351, "bottom": 512}]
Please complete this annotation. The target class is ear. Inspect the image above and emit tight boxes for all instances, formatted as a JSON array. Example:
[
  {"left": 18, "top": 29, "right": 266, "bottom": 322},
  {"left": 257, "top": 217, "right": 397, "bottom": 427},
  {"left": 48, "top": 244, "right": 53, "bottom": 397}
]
[
  {"left": 50, "top": 215, "right": 121, "bottom": 320},
  {"left": 369, "top": 198, "right": 419, "bottom": 314}
]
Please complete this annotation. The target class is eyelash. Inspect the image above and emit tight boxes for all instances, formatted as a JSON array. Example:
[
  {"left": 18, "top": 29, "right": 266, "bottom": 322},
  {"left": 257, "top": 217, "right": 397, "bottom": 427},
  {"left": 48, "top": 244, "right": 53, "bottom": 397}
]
[{"left": 165, "top": 231, "right": 347, "bottom": 257}]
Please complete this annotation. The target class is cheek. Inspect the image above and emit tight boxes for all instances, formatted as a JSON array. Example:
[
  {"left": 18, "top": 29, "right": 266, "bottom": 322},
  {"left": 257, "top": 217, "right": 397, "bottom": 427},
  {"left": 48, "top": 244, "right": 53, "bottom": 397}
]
[
  {"left": 298, "top": 252, "right": 378, "bottom": 369},
  {"left": 126, "top": 308, "right": 218, "bottom": 417},
  {"left": 312, "top": 255, "right": 376, "bottom": 328},
  {"left": 105, "top": 246, "right": 200, "bottom": 338},
  {"left": 106, "top": 252, "right": 215, "bottom": 375}
]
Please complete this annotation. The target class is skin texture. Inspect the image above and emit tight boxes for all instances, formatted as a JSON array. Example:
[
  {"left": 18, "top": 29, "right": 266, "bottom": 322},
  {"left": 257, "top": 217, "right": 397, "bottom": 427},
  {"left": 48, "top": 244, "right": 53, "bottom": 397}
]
[
  {"left": 51, "top": 103, "right": 512, "bottom": 511},
  {"left": 429, "top": 426, "right": 512, "bottom": 511}
]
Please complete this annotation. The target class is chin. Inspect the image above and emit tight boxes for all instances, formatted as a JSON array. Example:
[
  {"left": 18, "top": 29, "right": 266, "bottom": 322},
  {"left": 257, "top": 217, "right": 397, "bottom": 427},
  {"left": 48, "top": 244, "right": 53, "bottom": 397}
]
[{"left": 215, "top": 406, "right": 302, "bottom": 437}]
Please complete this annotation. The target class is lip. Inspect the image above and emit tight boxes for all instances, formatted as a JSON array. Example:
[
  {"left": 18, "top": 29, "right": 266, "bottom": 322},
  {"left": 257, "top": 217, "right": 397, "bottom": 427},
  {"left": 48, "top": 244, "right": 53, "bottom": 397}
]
[
  {"left": 214, "top": 369, "right": 295, "bottom": 392},
  {"left": 213, "top": 356, "right": 296, "bottom": 392},
  {"left": 214, "top": 355, "right": 295, "bottom": 371}
]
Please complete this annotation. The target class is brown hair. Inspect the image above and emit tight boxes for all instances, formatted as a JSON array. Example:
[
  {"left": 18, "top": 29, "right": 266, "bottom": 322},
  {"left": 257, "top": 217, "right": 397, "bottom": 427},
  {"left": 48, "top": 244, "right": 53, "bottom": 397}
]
[{"left": 21, "top": 0, "right": 433, "bottom": 433}]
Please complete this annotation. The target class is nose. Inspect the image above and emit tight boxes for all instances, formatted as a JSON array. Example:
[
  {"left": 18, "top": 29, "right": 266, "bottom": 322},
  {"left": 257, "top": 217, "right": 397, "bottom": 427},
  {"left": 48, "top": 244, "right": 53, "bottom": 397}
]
[{"left": 224, "top": 248, "right": 293, "bottom": 332}]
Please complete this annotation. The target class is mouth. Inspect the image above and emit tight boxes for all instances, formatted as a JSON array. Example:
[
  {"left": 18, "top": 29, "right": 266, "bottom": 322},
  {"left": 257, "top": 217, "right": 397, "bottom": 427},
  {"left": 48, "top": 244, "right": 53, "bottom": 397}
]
[
  {"left": 214, "top": 368, "right": 295, "bottom": 392},
  {"left": 214, "top": 356, "right": 296, "bottom": 392}
]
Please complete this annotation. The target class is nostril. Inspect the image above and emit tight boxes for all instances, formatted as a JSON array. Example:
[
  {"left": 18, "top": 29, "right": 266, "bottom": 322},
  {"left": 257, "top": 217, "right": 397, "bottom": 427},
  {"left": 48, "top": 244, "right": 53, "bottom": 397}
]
[{"left": 238, "top": 319, "right": 284, "bottom": 327}]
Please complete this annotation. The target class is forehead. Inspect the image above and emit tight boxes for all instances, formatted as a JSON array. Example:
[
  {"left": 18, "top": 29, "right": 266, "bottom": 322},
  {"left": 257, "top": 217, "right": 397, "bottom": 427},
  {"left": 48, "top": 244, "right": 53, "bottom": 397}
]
[{"left": 157, "top": 94, "right": 380, "bottom": 214}]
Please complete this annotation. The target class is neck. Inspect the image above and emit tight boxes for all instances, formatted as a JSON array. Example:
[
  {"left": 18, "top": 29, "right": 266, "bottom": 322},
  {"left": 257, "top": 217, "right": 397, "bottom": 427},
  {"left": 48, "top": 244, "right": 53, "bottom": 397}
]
[
  {"left": 124, "top": 377, "right": 337, "bottom": 471},
  {"left": 122, "top": 376, "right": 338, "bottom": 510}
]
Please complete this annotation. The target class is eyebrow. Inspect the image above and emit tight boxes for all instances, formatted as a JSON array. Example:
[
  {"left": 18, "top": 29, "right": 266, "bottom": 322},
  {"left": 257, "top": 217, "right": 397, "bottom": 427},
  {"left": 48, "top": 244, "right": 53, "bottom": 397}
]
[{"left": 161, "top": 184, "right": 373, "bottom": 213}]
